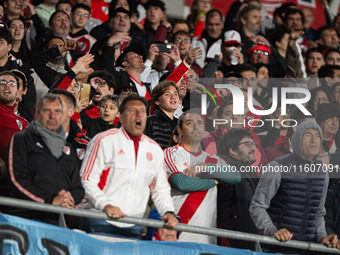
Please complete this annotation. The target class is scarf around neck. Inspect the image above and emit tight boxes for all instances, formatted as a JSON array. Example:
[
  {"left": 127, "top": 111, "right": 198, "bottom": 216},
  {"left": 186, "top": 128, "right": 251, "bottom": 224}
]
[{"left": 27, "top": 120, "right": 66, "bottom": 158}]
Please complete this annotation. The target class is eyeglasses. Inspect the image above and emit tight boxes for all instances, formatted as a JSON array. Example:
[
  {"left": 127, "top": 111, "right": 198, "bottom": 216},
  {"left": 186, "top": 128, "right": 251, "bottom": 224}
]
[
  {"left": 174, "top": 38, "right": 191, "bottom": 44},
  {"left": 253, "top": 50, "right": 269, "bottom": 56},
  {"left": 0, "top": 80, "right": 17, "bottom": 87},
  {"left": 74, "top": 12, "right": 90, "bottom": 18},
  {"left": 95, "top": 80, "right": 107, "bottom": 87},
  {"left": 238, "top": 141, "right": 256, "bottom": 148},
  {"left": 225, "top": 79, "right": 241, "bottom": 87},
  {"left": 314, "top": 97, "right": 329, "bottom": 103},
  {"left": 188, "top": 75, "right": 198, "bottom": 81}
]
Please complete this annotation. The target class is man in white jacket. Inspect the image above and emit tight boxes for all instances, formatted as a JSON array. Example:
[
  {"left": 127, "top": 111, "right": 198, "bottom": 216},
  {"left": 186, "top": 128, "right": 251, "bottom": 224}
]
[{"left": 79, "top": 94, "right": 178, "bottom": 239}]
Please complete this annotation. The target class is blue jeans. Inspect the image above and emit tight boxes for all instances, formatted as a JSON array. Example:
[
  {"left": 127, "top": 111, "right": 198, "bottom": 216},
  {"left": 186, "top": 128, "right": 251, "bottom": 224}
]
[{"left": 78, "top": 217, "right": 144, "bottom": 240}]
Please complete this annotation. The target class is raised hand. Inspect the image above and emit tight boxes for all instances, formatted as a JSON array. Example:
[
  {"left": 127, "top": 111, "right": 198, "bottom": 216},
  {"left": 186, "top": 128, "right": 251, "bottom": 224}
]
[
  {"left": 185, "top": 47, "right": 203, "bottom": 65},
  {"left": 107, "top": 32, "right": 131, "bottom": 46}
]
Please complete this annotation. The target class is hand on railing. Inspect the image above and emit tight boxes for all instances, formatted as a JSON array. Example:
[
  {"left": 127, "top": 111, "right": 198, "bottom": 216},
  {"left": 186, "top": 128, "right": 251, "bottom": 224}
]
[
  {"left": 273, "top": 228, "right": 293, "bottom": 242},
  {"left": 320, "top": 235, "right": 340, "bottom": 250},
  {"left": 104, "top": 204, "right": 127, "bottom": 219}
]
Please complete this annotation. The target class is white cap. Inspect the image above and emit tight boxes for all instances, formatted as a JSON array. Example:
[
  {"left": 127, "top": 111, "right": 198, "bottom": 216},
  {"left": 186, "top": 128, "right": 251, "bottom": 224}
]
[{"left": 223, "top": 30, "right": 242, "bottom": 46}]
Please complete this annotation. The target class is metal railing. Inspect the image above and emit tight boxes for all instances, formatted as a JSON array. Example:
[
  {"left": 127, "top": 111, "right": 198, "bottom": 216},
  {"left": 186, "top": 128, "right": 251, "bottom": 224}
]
[{"left": 0, "top": 196, "right": 339, "bottom": 254}]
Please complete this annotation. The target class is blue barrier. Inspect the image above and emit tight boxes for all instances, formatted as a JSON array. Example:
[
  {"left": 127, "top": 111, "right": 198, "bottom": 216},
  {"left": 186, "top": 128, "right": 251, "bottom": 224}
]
[{"left": 0, "top": 214, "right": 270, "bottom": 255}]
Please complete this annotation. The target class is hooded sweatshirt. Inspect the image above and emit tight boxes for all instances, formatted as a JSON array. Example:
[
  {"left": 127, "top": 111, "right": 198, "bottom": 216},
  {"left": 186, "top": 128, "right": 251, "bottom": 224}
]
[{"left": 249, "top": 120, "right": 329, "bottom": 242}]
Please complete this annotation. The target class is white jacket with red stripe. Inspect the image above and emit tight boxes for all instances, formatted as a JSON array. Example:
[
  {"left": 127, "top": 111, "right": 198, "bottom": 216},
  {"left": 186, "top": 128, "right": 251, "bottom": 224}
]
[{"left": 80, "top": 128, "right": 175, "bottom": 227}]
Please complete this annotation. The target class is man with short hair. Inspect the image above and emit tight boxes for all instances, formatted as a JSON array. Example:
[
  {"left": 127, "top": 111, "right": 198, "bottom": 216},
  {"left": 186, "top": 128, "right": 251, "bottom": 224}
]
[
  {"left": 6, "top": 93, "right": 84, "bottom": 224},
  {"left": 55, "top": 0, "right": 72, "bottom": 18},
  {"left": 172, "top": 30, "right": 203, "bottom": 77},
  {"left": 79, "top": 94, "right": 178, "bottom": 239},
  {"left": 317, "top": 25, "right": 339, "bottom": 51},
  {"left": 0, "top": 27, "right": 36, "bottom": 121},
  {"left": 283, "top": 8, "right": 304, "bottom": 31},
  {"left": 68, "top": 3, "right": 96, "bottom": 54},
  {"left": 305, "top": 48, "right": 325, "bottom": 79},
  {"left": 164, "top": 110, "right": 240, "bottom": 244},
  {"left": 192, "top": 9, "right": 224, "bottom": 68},
  {"left": 325, "top": 49, "right": 340, "bottom": 66},
  {"left": 143, "top": 0, "right": 169, "bottom": 46},
  {"left": 3, "top": 0, "right": 24, "bottom": 23},
  {"left": 238, "top": 5, "right": 262, "bottom": 44},
  {"left": 318, "top": 65, "right": 340, "bottom": 96},
  {"left": 51, "top": 89, "right": 90, "bottom": 166},
  {"left": 250, "top": 120, "right": 340, "bottom": 251},
  {"left": 0, "top": 71, "right": 27, "bottom": 176},
  {"left": 90, "top": 7, "right": 147, "bottom": 70}
]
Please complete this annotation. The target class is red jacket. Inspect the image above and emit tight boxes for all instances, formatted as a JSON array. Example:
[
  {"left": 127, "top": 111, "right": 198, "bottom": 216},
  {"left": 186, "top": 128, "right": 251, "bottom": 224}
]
[{"left": 0, "top": 104, "right": 28, "bottom": 160}]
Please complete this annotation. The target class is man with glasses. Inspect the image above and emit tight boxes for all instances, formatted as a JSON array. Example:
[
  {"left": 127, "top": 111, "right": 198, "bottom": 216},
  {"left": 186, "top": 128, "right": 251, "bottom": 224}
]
[
  {"left": 80, "top": 70, "right": 115, "bottom": 119},
  {"left": 172, "top": 30, "right": 203, "bottom": 77},
  {"left": 217, "top": 128, "right": 259, "bottom": 249},
  {"left": 68, "top": 4, "right": 96, "bottom": 54},
  {"left": 0, "top": 71, "right": 28, "bottom": 185},
  {"left": 250, "top": 120, "right": 340, "bottom": 251},
  {"left": 246, "top": 43, "right": 271, "bottom": 65}
]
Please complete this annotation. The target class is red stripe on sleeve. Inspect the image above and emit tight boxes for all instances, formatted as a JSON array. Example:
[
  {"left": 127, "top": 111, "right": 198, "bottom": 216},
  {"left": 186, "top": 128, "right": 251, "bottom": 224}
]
[{"left": 98, "top": 167, "right": 110, "bottom": 190}]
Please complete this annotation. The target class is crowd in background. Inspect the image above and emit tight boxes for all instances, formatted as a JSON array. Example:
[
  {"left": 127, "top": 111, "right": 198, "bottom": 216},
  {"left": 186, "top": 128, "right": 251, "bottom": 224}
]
[{"left": 1, "top": 0, "right": 340, "bottom": 252}]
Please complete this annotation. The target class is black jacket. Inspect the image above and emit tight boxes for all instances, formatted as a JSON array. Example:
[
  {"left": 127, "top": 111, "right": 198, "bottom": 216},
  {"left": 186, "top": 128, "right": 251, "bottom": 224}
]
[
  {"left": 31, "top": 47, "right": 69, "bottom": 88},
  {"left": 90, "top": 22, "right": 147, "bottom": 54},
  {"left": 217, "top": 154, "right": 259, "bottom": 249},
  {"left": 80, "top": 112, "right": 116, "bottom": 139},
  {"left": 144, "top": 109, "right": 177, "bottom": 149},
  {"left": 6, "top": 128, "right": 84, "bottom": 222},
  {"left": 67, "top": 119, "right": 90, "bottom": 167}
]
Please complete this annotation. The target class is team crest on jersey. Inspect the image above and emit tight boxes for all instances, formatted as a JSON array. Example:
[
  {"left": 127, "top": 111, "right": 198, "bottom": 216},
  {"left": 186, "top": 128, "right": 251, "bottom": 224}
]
[
  {"left": 146, "top": 152, "right": 153, "bottom": 161},
  {"left": 76, "top": 148, "right": 85, "bottom": 160},
  {"left": 16, "top": 119, "right": 23, "bottom": 130},
  {"left": 63, "top": 146, "right": 71, "bottom": 155}
]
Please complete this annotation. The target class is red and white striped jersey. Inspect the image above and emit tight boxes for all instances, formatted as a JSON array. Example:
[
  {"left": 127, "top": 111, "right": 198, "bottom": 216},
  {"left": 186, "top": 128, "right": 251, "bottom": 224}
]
[{"left": 164, "top": 144, "right": 224, "bottom": 244}]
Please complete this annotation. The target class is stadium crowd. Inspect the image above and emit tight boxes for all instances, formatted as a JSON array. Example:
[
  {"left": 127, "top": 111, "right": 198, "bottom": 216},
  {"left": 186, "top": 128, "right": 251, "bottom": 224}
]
[{"left": 1, "top": 0, "right": 340, "bottom": 252}]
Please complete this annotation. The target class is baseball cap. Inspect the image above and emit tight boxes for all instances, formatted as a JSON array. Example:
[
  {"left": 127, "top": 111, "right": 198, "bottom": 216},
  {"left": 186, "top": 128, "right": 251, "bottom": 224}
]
[
  {"left": 246, "top": 43, "right": 271, "bottom": 58},
  {"left": 223, "top": 30, "right": 242, "bottom": 46}
]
